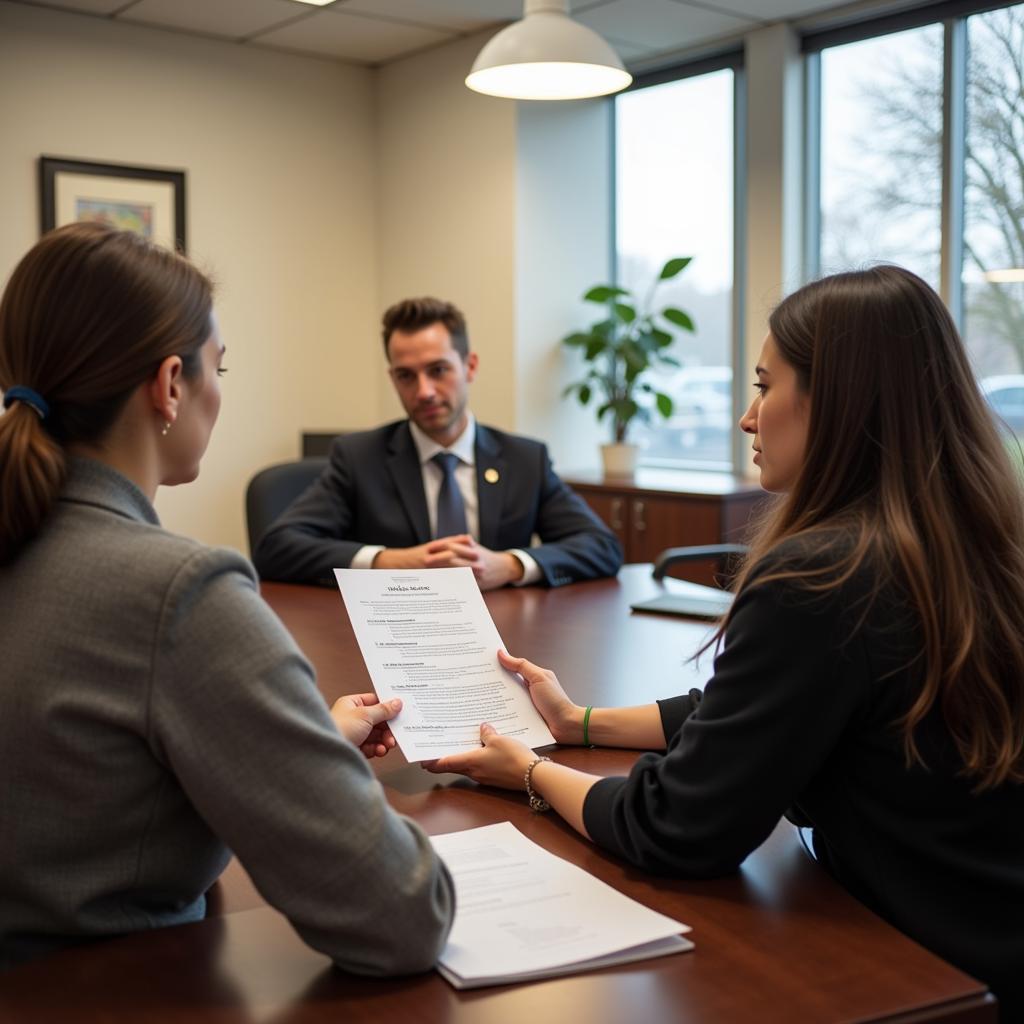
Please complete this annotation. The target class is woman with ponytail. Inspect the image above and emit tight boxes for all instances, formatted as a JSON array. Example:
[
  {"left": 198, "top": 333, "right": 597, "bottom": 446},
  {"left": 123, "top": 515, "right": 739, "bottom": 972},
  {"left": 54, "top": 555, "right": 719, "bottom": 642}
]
[
  {"left": 0, "top": 223, "right": 452, "bottom": 973},
  {"left": 426, "top": 266, "right": 1024, "bottom": 1018}
]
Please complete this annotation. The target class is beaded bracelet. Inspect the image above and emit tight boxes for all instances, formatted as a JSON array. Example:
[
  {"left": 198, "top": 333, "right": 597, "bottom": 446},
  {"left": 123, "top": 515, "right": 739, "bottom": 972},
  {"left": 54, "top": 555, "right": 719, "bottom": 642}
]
[{"left": 524, "top": 755, "right": 552, "bottom": 812}]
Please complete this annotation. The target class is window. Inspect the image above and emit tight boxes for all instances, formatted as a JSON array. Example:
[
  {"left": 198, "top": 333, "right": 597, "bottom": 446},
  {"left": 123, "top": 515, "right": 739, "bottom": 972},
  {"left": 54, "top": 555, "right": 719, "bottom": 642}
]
[
  {"left": 807, "top": 0, "right": 1024, "bottom": 443},
  {"left": 816, "top": 25, "right": 944, "bottom": 287},
  {"left": 963, "top": 6, "right": 1024, "bottom": 409},
  {"left": 615, "top": 62, "right": 739, "bottom": 470}
]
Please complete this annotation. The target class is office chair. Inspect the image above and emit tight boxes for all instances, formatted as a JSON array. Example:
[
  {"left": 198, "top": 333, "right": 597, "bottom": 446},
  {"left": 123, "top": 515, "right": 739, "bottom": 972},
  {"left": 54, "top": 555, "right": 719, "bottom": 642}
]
[
  {"left": 651, "top": 543, "right": 749, "bottom": 581},
  {"left": 631, "top": 544, "right": 749, "bottom": 619},
  {"left": 245, "top": 457, "right": 328, "bottom": 555}
]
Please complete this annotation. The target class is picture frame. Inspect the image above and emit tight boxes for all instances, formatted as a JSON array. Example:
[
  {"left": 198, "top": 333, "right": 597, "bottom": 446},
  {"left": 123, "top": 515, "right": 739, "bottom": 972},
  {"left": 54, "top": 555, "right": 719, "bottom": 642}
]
[{"left": 39, "top": 156, "right": 187, "bottom": 253}]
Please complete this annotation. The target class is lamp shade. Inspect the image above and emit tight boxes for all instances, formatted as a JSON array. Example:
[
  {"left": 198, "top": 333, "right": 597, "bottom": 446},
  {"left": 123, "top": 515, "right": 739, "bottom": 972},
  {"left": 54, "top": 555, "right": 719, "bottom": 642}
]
[{"left": 466, "top": 1, "right": 632, "bottom": 101}]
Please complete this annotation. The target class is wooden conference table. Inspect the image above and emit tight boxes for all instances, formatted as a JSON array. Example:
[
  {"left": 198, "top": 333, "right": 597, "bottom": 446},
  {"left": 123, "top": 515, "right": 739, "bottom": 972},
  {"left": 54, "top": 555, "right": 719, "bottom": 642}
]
[{"left": 0, "top": 567, "right": 995, "bottom": 1023}]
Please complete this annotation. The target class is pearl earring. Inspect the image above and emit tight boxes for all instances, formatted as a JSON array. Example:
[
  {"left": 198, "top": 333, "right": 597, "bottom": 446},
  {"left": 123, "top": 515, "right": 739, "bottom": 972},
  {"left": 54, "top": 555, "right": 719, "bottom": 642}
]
[{"left": 161, "top": 422, "right": 171, "bottom": 436}]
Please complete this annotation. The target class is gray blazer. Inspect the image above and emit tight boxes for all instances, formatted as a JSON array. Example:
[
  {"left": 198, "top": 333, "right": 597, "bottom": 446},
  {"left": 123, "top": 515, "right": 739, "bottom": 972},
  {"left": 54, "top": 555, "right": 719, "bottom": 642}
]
[{"left": 0, "top": 458, "right": 453, "bottom": 973}]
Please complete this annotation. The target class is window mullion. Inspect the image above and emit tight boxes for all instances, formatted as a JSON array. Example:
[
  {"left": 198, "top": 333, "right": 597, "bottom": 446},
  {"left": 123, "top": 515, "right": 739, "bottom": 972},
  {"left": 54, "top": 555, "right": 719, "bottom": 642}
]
[
  {"left": 803, "top": 52, "right": 822, "bottom": 282},
  {"left": 731, "top": 66, "right": 749, "bottom": 475},
  {"left": 940, "top": 17, "right": 968, "bottom": 324}
]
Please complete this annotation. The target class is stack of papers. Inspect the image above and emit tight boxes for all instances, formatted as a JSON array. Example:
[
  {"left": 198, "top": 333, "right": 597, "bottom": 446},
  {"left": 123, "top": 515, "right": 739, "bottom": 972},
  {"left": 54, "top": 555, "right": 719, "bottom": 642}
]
[{"left": 430, "top": 822, "right": 693, "bottom": 989}]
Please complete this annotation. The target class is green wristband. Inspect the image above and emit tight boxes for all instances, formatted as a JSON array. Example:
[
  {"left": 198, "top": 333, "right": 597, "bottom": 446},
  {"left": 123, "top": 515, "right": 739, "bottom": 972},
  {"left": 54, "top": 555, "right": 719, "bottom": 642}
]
[{"left": 582, "top": 705, "right": 594, "bottom": 747}]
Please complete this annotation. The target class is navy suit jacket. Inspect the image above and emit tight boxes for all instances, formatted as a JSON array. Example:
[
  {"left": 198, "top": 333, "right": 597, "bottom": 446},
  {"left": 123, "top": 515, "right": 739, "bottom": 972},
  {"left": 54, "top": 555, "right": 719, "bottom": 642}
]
[{"left": 253, "top": 420, "right": 623, "bottom": 587}]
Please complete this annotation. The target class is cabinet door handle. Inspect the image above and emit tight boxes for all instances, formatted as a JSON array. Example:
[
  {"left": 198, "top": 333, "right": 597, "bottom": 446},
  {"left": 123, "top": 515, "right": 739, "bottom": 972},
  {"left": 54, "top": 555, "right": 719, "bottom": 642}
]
[
  {"left": 610, "top": 498, "right": 624, "bottom": 531},
  {"left": 633, "top": 500, "right": 646, "bottom": 532}
]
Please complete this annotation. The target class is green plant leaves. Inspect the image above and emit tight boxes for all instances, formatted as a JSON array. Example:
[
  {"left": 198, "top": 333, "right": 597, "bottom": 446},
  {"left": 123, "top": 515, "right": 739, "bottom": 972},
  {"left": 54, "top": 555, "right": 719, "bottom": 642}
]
[
  {"left": 584, "top": 285, "right": 630, "bottom": 303},
  {"left": 613, "top": 398, "right": 639, "bottom": 424},
  {"left": 659, "top": 257, "right": 692, "bottom": 280},
  {"left": 562, "top": 258, "right": 696, "bottom": 441},
  {"left": 662, "top": 307, "right": 695, "bottom": 331},
  {"left": 621, "top": 340, "right": 648, "bottom": 373},
  {"left": 561, "top": 331, "right": 591, "bottom": 347}
]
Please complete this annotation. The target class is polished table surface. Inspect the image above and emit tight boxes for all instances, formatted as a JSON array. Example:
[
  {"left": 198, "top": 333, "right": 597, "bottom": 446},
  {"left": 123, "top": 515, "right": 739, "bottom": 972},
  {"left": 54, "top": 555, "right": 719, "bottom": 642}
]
[{"left": 0, "top": 567, "right": 995, "bottom": 1023}]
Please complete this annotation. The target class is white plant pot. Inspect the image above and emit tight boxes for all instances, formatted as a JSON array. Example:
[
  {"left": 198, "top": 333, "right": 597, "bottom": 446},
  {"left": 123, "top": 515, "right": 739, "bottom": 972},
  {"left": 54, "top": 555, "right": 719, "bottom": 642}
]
[{"left": 601, "top": 442, "right": 638, "bottom": 478}]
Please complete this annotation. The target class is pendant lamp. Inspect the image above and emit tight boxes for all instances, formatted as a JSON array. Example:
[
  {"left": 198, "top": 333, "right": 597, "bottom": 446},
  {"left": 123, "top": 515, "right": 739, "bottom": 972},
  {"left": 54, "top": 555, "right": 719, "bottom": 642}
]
[{"left": 466, "top": 0, "right": 632, "bottom": 101}]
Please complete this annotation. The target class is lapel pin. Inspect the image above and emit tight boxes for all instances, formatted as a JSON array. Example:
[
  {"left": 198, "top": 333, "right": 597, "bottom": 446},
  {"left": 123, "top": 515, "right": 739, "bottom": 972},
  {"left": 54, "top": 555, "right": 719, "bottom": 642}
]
[{"left": 484, "top": 467, "right": 500, "bottom": 484}]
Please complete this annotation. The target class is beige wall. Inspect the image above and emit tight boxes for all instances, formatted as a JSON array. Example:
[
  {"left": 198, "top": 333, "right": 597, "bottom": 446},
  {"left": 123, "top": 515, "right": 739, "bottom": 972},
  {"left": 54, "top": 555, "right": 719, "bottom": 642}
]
[
  {"left": 374, "top": 32, "right": 518, "bottom": 430},
  {"left": 376, "top": 34, "right": 614, "bottom": 475},
  {"left": 516, "top": 100, "right": 613, "bottom": 474},
  {"left": 0, "top": 6, "right": 612, "bottom": 553},
  {"left": 739, "top": 23, "right": 805, "bottom": 475},
  {"left": 0, "top": 2, "right": 380, "bottom": 552}
]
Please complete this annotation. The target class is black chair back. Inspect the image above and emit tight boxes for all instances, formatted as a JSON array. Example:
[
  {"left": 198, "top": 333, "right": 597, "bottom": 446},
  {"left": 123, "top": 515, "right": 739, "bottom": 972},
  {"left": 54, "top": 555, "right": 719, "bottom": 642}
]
[{"left": 245, "top": 458, "right": 327, "bottom": 555}]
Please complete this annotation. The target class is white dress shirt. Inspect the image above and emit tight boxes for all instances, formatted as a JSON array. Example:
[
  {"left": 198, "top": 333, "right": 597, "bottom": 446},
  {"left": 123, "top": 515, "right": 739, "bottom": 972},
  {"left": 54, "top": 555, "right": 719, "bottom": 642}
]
[{"left": 351, "top": 414, "right": 541, "bottom": 584}]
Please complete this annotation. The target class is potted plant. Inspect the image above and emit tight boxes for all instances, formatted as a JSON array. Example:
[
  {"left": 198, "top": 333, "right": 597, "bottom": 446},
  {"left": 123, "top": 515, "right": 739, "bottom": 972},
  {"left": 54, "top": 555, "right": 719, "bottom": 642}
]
[{"left": 562, "top": 257, "right": 696, "bottom": 477}]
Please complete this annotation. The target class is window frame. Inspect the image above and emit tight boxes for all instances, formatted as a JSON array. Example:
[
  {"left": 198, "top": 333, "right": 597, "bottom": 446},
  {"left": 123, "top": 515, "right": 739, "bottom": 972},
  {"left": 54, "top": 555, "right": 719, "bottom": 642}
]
[
  {"left": 802, "top": 0, "right": 1021, "bottom": 323},
  {"left": 612, "top": 50, "right": 747, "bottom": 474}
]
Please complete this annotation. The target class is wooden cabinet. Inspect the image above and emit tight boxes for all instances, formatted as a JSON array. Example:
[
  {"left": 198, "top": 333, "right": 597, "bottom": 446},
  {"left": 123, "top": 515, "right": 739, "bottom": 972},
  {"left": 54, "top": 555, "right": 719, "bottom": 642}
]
[{"left": 565, "top": 469, "right": 766, "bottom": 587}]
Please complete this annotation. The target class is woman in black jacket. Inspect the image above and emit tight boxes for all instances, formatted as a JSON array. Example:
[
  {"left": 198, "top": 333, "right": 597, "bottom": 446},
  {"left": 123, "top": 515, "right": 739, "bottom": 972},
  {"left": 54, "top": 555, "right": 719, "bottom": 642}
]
[{"left": 427, "top": 265, "right": 1024, "bottom": 1018}]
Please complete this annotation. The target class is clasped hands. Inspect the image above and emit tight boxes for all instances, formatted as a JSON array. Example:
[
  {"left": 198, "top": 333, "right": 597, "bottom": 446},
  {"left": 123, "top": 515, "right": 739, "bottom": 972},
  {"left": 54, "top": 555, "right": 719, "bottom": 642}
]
[{"left": 373, "top": 535, "right": 524, "bottom": 590}]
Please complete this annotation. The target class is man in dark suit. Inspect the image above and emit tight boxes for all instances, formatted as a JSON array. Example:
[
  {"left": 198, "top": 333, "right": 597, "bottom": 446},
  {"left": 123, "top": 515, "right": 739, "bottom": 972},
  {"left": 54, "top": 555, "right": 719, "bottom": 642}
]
[{"left": 253, "top": 297, "right": 622, "bottom": 589}]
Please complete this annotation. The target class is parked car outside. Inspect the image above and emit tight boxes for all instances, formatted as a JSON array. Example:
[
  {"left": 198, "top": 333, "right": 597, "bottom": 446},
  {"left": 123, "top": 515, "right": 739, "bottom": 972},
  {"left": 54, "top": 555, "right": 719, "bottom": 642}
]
[
  {"left": 635, "top": 366, "right": 732, "bottom": 464},
  {"left": 635, "top": 371, "right": 1024, "bottom": 467},
  {"left": 981, "top": 375, "right": 1024, "bottom": 436}
]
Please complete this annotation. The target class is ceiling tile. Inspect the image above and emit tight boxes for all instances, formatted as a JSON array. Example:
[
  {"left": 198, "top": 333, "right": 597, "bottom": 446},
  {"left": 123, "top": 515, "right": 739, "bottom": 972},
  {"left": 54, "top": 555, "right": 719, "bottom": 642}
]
[
  {"left": 577, "top": 0, "right": 754, "bottom": 50},
  {"left": 333, "top": 0, "right": 512, "bottom": 33},
  {"left": 332, "top": 0, "right": 601, "bottom": 32},
  {"left": 119, "top": 0, "right": 304, "bottom": 39},
  {"left": 605, "top": 36, "right": 661, "bottom": 62},
  {"left": 692, "top": 0, "right": 855, "bottom": 18},
  {"left": 17, "top": 0, "right": 128, "bottom": 13},
  {"left": 254, "top": 8, "right": 454, "bottom": 63}
]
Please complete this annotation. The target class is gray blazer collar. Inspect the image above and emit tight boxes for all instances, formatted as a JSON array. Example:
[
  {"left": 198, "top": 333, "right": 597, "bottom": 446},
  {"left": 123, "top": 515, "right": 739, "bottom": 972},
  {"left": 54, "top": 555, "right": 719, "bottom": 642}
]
[{"left": 60, "top": 457, "right": 160, "bottom": 527}]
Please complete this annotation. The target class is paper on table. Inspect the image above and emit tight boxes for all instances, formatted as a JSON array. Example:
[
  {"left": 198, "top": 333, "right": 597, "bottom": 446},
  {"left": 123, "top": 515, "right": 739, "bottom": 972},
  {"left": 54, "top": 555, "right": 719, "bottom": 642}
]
[
  {"left": 431, "top": 822, "right": 693, "bottom": 989},
  {"left": 334, "top": 567, "right": 555, "bottom": 761}
]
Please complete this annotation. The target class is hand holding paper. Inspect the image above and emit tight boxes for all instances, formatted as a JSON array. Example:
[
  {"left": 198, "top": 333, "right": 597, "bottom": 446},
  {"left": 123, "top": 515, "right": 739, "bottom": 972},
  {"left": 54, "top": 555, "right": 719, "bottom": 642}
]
[
  {"left": 334, "top": 567, "right": 555, "bottom": 761},
  {"left": 330, "top": 693, "right": 402, "bottom": 759}
]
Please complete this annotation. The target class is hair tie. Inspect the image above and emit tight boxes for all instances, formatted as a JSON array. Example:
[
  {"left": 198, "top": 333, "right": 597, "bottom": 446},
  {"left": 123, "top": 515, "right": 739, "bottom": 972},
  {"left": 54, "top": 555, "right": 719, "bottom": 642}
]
[{"left": 2, "top": 386, "right": 50, "bottom": 421}]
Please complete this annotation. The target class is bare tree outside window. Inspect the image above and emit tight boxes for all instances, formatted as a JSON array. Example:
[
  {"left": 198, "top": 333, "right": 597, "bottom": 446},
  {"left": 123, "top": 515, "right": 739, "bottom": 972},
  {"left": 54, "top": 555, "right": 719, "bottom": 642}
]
[
  {"left": 963, "top": 7, "right": 1024, "bottom": 379},
  {"left": 819, "top": 5, "right": 1024, "bottom": 442},
  {"left": 819, "top": 25, "right": 943, "bottom": 286}
]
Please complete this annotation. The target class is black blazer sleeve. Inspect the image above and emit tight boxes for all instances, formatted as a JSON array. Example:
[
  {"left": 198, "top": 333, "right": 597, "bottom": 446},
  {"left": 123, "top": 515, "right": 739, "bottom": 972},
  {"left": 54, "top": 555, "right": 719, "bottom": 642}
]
[
  {"left": 252, "top": 444, "right": 366, "bottom": 586},
  {"left": 524, "top": 445, "right": 624, "bottom": 586},
  {"left": 581, "top": 553, "right": 872, "bottom": 876}
]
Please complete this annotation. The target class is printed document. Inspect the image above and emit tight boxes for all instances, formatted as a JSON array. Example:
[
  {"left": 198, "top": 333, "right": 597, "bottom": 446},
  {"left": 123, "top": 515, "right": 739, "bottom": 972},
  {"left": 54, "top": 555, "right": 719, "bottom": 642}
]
[
  {"left": 431, "top": 822, "right": 693, "bottom": 988},
  {"left": 334, "top": 567, "right": 556, "bottom": 761}
]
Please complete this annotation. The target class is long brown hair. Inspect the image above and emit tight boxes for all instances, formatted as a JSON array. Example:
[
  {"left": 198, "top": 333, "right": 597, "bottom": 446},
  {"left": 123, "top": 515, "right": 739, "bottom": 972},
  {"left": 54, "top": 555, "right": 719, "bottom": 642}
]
[
  {"left": 729, "top": 265, "right": 1024, "bottom": 791},
  {"left": 0, "top": 222, "right": 213, "bottom": 564}
]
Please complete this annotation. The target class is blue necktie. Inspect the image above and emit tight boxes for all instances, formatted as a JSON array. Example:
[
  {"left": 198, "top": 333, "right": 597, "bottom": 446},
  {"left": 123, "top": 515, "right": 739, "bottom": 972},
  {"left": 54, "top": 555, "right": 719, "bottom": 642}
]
[{"left": 432, "top": 452, "right": 468, "bottom": 538}]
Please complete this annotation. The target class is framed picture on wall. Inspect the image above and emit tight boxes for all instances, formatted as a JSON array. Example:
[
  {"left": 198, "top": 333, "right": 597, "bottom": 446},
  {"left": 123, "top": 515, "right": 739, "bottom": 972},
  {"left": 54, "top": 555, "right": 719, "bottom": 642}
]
[{"left": 39, "top": 156, "right": 187, "bottom": 252}]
